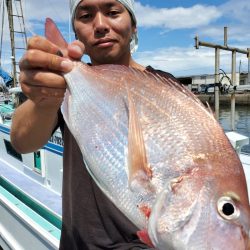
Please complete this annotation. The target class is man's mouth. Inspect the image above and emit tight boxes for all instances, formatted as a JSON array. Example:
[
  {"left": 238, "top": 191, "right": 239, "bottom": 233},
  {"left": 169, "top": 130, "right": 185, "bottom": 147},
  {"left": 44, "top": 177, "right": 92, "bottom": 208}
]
[{"left": 94, "top": 38, "right": 116, "bottom": 48}]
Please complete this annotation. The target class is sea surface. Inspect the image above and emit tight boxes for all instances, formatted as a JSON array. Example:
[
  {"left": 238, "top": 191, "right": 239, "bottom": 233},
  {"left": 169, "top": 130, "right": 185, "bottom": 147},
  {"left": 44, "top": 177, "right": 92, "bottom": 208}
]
[{"left": 219, "top": 105, "right": 250, "bottom": 154}]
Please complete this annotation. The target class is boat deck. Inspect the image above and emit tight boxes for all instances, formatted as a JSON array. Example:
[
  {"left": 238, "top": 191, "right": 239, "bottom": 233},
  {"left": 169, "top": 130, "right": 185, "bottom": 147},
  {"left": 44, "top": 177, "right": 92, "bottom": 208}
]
[
  {"left": 0, "top": 158, "right": 62, "bottom": 249},
  {"left": 0, "top": 159, "right": 62, "bottom": 216}
]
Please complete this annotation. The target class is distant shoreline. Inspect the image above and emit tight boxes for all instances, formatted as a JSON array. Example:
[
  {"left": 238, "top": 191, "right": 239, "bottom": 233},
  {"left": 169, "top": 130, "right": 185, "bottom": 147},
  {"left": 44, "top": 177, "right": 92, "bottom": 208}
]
[{"left": 196, "top": 93, "right": 250, "bottom": 106}]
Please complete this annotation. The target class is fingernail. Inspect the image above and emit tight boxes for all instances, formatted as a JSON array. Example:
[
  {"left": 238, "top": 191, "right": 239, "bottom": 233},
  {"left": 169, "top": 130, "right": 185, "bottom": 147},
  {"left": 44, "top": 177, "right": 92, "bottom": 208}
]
[
  {"left": 61, "top": 60, "right": 73, "bottom": 71},
  {"left": 71, "top": 45, "right": 83, "bottom": 54},
  {"left": 56, "top": 50, "right": 64, "bottom": 57}
]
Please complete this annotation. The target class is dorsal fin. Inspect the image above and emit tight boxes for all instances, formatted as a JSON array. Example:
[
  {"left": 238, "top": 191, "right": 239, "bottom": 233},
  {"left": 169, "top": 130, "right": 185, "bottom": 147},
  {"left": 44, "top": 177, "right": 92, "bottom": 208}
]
[
  {"left": 45, "top": 18, "right": 68, "bottom": 53},
  {"left": 205, "top": 101, "right": 214, "bottom": 115},
  {"left": 128, "top": 66, "right": 216, "bottom": 120},
  {"left": 93, "top": 64, "right": 208, "bottom": 110}
]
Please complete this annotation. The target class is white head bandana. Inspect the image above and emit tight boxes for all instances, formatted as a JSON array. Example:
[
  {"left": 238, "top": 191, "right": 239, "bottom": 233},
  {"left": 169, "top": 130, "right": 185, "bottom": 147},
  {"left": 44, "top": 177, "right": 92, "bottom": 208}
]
[{"left": 69, "top": 0, "right": 138, "bottom": 53}]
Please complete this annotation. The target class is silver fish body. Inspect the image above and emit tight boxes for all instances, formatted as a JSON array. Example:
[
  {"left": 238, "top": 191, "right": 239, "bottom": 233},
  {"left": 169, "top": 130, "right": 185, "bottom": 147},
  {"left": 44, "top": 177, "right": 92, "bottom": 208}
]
[{"left": 62, "top": 63, "right": 250, "bottom": 249}]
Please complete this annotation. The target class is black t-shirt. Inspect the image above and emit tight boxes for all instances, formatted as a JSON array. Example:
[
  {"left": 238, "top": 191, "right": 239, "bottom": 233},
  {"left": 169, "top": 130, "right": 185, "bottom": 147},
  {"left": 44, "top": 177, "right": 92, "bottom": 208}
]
[{"left": 58, "top": 66, "right": 176, "bottom": 250}]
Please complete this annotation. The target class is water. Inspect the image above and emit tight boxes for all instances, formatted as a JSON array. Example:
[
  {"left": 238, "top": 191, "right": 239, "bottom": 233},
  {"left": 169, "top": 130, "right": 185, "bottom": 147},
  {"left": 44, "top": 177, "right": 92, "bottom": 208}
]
[{"left": 219, "top": 105, "right": 250, "bottom": 154}]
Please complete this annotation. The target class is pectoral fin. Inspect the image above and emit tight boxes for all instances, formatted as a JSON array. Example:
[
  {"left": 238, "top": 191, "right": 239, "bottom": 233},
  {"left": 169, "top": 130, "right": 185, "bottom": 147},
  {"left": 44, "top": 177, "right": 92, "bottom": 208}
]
[{"left": 127, "top": 90, "right": 153, "bottom": 192}]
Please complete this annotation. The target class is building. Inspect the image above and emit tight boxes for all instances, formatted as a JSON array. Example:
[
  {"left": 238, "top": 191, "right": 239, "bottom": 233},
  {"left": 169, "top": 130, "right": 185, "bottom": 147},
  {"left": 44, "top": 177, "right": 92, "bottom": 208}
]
[{"left": 178, "top": 71, "right": 250, "bottom": 94}]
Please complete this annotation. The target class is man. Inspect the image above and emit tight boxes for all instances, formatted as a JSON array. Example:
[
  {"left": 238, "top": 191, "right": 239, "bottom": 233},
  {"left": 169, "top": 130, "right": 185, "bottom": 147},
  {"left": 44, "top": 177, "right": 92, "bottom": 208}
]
[{"left": 11, "top": 0, "right": 175, "bottom": 249}]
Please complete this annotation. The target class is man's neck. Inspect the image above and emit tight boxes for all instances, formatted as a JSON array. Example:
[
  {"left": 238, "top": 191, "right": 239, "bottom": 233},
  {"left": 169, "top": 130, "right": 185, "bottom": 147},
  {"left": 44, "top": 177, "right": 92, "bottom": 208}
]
[{"left": 91, "top": 57, "right": 145, "bottom": 71}]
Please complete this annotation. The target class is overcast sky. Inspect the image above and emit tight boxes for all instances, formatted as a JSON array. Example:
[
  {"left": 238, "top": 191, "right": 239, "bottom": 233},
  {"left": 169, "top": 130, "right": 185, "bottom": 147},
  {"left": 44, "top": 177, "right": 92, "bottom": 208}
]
[{"left": 1, "top": 0, "right": 249, "bottom": 77}]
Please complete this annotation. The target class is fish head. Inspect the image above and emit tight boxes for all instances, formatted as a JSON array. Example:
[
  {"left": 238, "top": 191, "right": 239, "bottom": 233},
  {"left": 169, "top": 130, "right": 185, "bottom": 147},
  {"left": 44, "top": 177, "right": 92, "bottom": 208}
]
[{"left": 147, "top": 167, "right": 250, "bottom": 250}]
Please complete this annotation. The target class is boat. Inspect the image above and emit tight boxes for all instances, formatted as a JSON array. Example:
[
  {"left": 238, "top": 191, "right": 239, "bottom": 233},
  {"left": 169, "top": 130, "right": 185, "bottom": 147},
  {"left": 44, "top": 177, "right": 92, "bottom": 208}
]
[
  {"left": 0, "top": 1, "right": 63, "bottom": 249},
  {"left": 0, "top": 91, "right": 63, "bottom": 249},
  {"left": 0, "top": 1, "right": 249, "bottom": 250},
  {"left": 226, "top": 131, "right": 250, "bottom": 197}
]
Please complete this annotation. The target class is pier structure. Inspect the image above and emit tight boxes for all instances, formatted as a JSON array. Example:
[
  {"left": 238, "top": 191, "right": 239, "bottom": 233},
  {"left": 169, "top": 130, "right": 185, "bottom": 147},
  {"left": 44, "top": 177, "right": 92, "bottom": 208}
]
[{"left": 195, "top": 27, "right": 250, "bottom": 130}]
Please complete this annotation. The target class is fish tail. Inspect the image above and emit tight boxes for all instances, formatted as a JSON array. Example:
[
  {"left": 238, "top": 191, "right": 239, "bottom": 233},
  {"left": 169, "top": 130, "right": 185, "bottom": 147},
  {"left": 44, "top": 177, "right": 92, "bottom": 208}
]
[{"left": 45, "top": 18, "right": 68, "bottom": 51}]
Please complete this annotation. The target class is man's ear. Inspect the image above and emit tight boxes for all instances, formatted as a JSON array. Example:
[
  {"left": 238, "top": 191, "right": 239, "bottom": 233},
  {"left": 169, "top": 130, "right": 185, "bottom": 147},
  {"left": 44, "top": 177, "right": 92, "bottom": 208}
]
[{"left": 133, "top": 26, "right": 137, "bottom": 34}]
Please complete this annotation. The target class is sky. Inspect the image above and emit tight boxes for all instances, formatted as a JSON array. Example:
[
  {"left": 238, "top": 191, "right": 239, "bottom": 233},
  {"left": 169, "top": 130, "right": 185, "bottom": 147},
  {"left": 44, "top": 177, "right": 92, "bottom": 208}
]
[{"left": 0, "top": 0, "right": 249, "bottom": 77}]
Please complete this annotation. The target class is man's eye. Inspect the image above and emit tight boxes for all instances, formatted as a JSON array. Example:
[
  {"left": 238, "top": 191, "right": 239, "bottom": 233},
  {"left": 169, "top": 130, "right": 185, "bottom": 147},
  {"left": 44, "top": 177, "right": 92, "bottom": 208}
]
[
  {"left": 80, "top": 13, "right": 92, "bottom": 20},
  {"left": 108, "top": 11, "right": 119, "bottom": 17}
]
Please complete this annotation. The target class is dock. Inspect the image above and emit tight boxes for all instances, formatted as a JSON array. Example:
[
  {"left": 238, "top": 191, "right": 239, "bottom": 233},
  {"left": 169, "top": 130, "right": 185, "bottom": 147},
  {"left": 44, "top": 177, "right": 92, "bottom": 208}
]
[{"left": 197, "top": 93, "right": 250, "bottom": 106}]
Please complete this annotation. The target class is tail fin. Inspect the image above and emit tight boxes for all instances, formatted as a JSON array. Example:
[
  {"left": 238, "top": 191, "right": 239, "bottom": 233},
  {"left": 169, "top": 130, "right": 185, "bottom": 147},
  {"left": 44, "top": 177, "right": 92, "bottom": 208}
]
[{"left": 45, "top": 18, "right": 68, "bottom": 51}]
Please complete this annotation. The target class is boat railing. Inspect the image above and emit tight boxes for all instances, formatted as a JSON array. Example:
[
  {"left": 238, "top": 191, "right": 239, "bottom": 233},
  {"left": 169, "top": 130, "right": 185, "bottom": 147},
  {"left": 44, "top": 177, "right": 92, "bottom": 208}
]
[
  {"left": 0, "top": 176, "right": 61, "bottom": 250},
  {"left": 226, "top": 131, "right": 249, "bottom": 155}
]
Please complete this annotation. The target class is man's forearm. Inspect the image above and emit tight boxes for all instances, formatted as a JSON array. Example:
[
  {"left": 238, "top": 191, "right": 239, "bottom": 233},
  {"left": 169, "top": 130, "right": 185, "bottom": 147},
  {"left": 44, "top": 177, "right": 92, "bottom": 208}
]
[{"left": 10, "top": 99, "right": 59, "bottom": 154}]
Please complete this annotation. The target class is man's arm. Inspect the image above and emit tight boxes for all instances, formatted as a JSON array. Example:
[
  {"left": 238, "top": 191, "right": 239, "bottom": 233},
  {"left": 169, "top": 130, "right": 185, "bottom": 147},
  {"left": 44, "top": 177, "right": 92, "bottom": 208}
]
[
  {"left": 11, "top": 99, "right": 60, "bottom": 153},
  {"left": 10, "top": 36, "right": 84, "bottom": 153}
]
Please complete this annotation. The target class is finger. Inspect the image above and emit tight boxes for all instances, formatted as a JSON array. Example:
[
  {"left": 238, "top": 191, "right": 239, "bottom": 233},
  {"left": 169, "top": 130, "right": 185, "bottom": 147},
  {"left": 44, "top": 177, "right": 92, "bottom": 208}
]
[
  {"left": 28, "top": 35, "right": 67, "bottom": 57},
  {"left": 19, "top": 70, "right": 66, "bottom": 88},
  {"left": 19, "top": 49, "right": 73, "bottom": 72},
  {"left": 68, "top": 40, "right": 85, "bottom": 60},
  {"left": 21, "top": 81, "right": 66, "bottom": 100}
]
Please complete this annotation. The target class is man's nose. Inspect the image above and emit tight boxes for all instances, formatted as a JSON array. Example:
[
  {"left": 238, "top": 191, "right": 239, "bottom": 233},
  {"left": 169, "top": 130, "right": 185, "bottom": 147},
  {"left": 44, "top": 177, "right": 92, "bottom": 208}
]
[{"left": 94, "top": 13, "right": 110, "bottom": 35}]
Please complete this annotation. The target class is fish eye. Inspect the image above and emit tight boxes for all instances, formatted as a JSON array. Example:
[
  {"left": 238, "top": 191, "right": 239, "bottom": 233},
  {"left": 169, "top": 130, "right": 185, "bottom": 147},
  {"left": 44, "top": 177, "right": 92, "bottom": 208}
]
[{"left": 217, "top": 196, "right": 240, "bottom": 220}]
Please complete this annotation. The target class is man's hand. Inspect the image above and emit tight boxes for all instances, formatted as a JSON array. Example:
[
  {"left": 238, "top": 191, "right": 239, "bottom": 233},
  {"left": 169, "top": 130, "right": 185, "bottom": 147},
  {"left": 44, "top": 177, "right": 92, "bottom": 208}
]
[
  {"left": 19, "top": 36, "right": 85, "bottom": 109},
  {"left": 11, "top": 36, "right": 85, "bottom": 153}
]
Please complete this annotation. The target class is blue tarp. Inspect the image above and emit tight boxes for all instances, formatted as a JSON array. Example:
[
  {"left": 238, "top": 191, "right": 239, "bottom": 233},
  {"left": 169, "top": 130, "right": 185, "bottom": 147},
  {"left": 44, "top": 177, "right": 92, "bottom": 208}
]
[{"left": 0, "top": 67, "right": 13, "bottom": 87}]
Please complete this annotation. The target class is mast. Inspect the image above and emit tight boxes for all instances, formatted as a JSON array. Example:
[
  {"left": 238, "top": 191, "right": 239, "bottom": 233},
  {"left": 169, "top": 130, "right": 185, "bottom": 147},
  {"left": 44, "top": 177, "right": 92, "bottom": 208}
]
[
  {"left": 5, "top": 0, "right": 27, "bottom": 87},
  {"left": 0, "top": 1, "right": 5, "bottom": 67}
]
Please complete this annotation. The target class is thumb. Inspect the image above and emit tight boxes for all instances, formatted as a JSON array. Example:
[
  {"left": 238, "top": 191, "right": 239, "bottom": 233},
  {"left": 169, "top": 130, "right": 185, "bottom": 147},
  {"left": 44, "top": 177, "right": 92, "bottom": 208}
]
[{"left": 67, "top": 40, "right": 85, "bottom": 61}]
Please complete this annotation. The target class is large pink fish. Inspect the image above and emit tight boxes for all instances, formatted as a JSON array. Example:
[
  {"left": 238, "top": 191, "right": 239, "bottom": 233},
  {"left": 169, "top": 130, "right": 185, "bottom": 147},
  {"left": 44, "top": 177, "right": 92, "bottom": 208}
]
[{"left": 46, "top": 18, "right": 250, "bottom": 249}]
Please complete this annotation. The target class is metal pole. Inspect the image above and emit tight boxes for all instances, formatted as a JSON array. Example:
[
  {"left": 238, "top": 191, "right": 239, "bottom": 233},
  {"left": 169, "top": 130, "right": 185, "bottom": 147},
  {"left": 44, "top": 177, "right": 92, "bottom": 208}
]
[
  {"left": 231, "top": 50, "right": 236, "bottom": 131},
  {"left": 248, "top": 48, "right": 250, "bottom": 84},
  {"left": 224, "top": 27, "right": 227, "bottom": 47},
  {"left": 214, "top": 48, "right": 220, "bottom": 120},
  {"left": 197, "top": 40, "right": 248, "bottom": 55}
]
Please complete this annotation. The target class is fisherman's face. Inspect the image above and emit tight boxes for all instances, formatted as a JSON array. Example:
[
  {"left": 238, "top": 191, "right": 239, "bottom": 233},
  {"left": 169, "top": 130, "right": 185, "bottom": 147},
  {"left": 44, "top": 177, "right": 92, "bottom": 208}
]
[{"left": 74, "top": 0, "right": 136, "bottom": 65}]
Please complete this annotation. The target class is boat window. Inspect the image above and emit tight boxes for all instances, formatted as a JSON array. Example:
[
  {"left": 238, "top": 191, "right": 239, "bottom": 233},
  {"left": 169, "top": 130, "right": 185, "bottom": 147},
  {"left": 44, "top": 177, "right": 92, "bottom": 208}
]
[
  {"left": 4, "top": 139, "right": 22, "bottom": 161},
  {"left": 34, "top": 151, "right": 41, "bottom": 173}
]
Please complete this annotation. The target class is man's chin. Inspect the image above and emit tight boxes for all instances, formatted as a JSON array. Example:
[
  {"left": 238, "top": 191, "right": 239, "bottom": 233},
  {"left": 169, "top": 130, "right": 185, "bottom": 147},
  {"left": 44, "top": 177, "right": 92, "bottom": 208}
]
[{"left": 91, "top": 54, "right": 123, "bottom": 66}]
